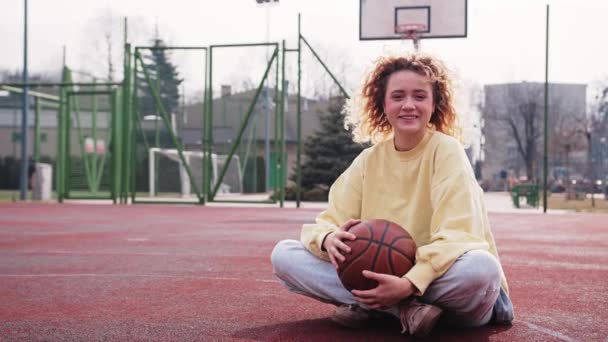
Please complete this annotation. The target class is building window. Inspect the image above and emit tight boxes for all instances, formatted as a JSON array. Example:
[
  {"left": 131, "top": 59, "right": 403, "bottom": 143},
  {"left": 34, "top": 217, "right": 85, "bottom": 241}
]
[{"left": 10, "top": 132, "right": 47, "bottom": 142}]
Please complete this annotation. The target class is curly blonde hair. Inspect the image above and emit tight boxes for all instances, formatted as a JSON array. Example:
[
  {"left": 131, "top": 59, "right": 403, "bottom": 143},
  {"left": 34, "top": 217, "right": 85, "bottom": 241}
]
[{"left": 345, "top": 53, "right": 460, "bottom": 144}]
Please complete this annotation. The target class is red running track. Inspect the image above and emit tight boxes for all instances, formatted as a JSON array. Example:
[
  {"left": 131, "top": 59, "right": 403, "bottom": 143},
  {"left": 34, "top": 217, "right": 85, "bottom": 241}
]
[{"left": 0, "top": 203, "right": 606, "bottom": 341}]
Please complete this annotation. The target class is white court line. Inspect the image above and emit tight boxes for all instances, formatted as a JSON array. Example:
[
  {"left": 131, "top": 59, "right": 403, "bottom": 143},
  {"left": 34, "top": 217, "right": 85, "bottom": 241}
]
[
  {"left": 505, "top": 257, "right": 608, "bottom": 271},
  {"left": 0, "top": 273, "right": 279, "bottom": 283},
  {"left": 5, "top": 250, "right": 245, "bottom": 257},
  {"left": 523, "top": 321, "right": 575, "bottom": 342}
]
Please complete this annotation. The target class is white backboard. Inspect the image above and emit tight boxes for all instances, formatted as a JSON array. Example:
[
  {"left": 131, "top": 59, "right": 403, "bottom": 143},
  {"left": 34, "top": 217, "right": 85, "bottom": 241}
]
[{"left": 360, "top": 0, "right": 467, "bottom": 40}]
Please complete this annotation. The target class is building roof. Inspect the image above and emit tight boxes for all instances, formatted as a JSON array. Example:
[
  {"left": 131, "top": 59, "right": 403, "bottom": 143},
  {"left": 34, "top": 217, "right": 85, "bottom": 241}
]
[
  {"left": 180, "top": 87, "right": 330, "bottom": 144},
  {"left": 0, "top": 108, "right": 110, "bottom": 129}
]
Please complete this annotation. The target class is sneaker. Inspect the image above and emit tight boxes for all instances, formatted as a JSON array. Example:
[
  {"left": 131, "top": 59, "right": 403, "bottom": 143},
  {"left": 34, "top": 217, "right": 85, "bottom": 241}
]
[
  {"left": 331, "top": 304, "right": 374, "bottom": 329},
  {"left": 399, "top": 300, "right": 443, "bottom": 337}
]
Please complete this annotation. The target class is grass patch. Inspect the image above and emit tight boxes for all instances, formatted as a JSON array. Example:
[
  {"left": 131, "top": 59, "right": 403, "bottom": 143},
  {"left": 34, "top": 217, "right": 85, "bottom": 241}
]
[
  {"left": 0, "top": 190, "right": 19, "bottom": 202},
  {"left": 547, "top": 193, "right": 608, "bottom": 213}
]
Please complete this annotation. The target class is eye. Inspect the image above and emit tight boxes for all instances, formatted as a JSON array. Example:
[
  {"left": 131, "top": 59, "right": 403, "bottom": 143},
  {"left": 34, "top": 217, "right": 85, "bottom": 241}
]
[{"left": 414, "top": 94, "right": 427, "bottom": 101}]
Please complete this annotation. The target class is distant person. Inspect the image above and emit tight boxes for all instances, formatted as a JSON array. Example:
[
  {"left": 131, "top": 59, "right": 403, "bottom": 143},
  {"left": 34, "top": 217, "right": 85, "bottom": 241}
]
[{"left": 271, "top": 53, "right": 514, "bottom": 337}]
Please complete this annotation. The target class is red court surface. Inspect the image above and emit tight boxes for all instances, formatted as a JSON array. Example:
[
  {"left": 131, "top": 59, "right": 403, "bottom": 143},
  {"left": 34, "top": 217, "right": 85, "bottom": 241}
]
[{"left": 0, "top": 203, "right": 606, "bottom": 341}]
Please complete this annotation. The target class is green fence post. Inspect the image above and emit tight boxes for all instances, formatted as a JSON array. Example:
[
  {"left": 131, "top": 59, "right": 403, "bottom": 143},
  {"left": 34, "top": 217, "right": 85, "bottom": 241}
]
[
  {"left": 57, "top": 73, "right": 67, "bottom": 202},
  {"left": 33, "top": 97, "right": 40, "bottom": 163},
  {"left": 121, "top": 43, "right": 131, "bottom": 204},
  {"left": 203, "top": 48, "right": 209, "bottom": 200},
  {"left": 111, "top": 90, "right": 120, "bottom": 204},
  {"left": 274, "top": 44, "right": 280, "bottom": 203},
  {"left": 296, "top": 13, "right": 302, "bottom": 208},
  {"left": 130, "top": 49, "right": 140, "bottom": 204},
  {"left": 91, "top": 79, "right": 99, "bottom": 193},
  {"left": 280, "top": 40, "right": 286, "bottom": 208},
  {"left": 206, "top": 48, "right": 214, "bottom": 200}
]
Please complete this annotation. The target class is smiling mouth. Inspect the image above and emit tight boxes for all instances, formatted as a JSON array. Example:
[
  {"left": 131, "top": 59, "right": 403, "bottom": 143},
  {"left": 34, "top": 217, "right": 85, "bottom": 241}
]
[{"left": 398, "top": 115, "right": 419, "bottom": 119}]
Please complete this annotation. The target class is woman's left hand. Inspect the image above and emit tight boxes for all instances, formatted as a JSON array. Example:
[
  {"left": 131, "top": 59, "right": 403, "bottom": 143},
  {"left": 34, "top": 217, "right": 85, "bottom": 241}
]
[{"left": 351, "top": 270, "right": 416, "bottom": 310}]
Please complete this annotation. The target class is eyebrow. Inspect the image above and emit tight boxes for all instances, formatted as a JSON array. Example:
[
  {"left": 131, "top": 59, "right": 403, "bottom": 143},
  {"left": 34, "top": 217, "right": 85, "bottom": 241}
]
[{"left": 389, "top": 89, "right": 429, "bottom": 94}]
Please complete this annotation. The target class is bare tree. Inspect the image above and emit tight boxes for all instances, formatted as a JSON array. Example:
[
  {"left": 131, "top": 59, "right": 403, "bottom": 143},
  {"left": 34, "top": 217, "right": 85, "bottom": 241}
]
[
  {"left": 459, "top": 81, "right": 484, "bottom": 178},
  {"left": 78, "top": 11, "right": 152, "bottom": 82},
  {"left": 586, "top": 82, "right": 608, "bottom": 198},
  {"left": 484, "top": 82, "right": 588, "bottom": 185},
  {"left": 484, "top": 84, "right": 544, "bottom": 181},
  {"left": 550, "top": 110, "right": 587, "bottom": 176},
  {"left": 78, "top": 9, "right": 122, "bottom": 81}
]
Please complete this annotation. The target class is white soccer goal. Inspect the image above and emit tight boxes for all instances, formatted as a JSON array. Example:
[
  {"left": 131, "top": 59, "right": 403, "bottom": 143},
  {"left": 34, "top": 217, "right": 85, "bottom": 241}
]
[{"left": 148, "top": 148, "right": 243, "bottom": 197}]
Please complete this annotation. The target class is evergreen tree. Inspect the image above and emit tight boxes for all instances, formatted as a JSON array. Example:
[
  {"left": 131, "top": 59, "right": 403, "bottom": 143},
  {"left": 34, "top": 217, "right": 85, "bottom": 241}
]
[
  {"left": 137, "top": 39, "right": 183, "bottom": 117},
  {"left": 291, "top": 96, "right": 368, "bottom": 200}
]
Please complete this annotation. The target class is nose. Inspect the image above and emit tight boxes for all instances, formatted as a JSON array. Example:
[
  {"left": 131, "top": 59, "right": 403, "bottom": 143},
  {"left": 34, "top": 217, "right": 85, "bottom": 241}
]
[{"left": 401, "top": 97, "right": 415, "bottom": 110}]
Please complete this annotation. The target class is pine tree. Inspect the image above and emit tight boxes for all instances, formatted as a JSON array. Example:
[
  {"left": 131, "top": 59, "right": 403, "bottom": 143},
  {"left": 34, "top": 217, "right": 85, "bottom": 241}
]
[
  {"left": 137, "top": 38, "right": 183, "bottom": 117},
  {"left": 291, "top": 96, "right": 368, "bottom": 200}
]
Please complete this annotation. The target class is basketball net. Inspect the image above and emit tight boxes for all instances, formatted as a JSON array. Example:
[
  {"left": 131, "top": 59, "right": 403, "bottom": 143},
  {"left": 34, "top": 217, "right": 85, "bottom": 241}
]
[{"left": 396, "top": 24, "right": 426, "bottom": 51}]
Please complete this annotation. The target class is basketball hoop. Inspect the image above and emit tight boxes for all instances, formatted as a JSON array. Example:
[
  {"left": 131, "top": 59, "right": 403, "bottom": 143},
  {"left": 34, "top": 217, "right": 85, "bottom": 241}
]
[{"left": 396, "top": 24, "right": 427, "bottom": 51}]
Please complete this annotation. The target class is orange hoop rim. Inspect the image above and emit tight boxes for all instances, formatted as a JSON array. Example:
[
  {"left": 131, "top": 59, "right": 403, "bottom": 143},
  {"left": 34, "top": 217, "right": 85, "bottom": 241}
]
[{"left": 396, "top": 23, "right": 427, "bottom": 39}]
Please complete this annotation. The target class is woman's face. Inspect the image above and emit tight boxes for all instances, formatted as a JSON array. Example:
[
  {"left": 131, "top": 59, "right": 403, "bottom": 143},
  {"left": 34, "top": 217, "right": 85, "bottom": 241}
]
[{"left": 383, "top": 70, "right": 434, "bottom": 143}]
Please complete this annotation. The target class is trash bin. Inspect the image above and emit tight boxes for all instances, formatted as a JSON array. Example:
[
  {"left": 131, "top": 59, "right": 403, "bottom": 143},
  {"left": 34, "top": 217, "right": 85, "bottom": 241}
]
[{"left": 32, "top": 163, "right": 52, "bottom": 201}]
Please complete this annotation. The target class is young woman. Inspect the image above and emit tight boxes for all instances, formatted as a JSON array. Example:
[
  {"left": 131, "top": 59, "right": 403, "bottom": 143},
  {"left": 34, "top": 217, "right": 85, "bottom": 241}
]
[{"left": 271, "top": 53, "right": 514, "bottom": 337}]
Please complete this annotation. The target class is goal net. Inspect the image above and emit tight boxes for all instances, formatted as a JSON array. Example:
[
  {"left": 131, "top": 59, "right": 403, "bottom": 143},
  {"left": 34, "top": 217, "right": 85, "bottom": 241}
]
[{"left": 148, "top": 148, "right": 243, "bottom": 198}]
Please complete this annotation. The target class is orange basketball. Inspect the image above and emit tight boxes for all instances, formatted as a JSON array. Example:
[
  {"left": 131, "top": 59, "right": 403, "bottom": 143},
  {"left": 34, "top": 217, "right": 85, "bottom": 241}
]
[{"left": 337, "top": 219, "right": 416, "bottom": 291}]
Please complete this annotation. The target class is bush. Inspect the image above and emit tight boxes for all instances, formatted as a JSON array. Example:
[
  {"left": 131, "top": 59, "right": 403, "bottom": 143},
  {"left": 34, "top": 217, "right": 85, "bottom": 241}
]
[
  {"left": 303, "top": 187, "right": 328, "bottom": 201},
  {"left": 270, "top": 183, "right": 329, "bottom": 202}
]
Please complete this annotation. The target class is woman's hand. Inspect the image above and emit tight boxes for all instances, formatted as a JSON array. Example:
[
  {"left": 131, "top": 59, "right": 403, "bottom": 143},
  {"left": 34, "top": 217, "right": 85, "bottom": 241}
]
[
  {"left": 351, "top": 271, "right": 416, "bottom": 310},
  {"left": 322, "top": 219, "right": 360, "bottom": 269}
]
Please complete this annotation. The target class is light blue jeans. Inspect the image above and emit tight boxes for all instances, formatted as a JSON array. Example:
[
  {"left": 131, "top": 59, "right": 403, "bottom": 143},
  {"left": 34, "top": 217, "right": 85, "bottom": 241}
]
[{"left": 271, "top": 239, "right": 514, "bottom": 327}]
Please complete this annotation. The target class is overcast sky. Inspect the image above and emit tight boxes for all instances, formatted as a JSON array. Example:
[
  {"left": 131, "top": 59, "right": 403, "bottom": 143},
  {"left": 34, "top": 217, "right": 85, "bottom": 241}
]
[{"left": 1, "top": 0, "right": 607, "bottom": 99}]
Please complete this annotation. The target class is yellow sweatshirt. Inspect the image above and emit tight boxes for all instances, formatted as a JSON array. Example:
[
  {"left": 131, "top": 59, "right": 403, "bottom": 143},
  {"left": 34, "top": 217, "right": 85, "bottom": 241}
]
[{"left": 300, "top": 130, "right": 508, "bottom": 296}]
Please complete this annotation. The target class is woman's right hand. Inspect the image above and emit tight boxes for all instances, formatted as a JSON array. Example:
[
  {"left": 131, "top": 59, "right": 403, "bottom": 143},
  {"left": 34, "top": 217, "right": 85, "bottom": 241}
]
[{"left": 323, "top": 219, "right": 360, "bottom": 269}]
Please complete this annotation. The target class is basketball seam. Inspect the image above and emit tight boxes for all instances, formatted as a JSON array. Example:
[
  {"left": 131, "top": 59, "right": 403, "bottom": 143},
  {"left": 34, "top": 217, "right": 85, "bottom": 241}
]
[
  {"left": 339, "top": 223, "right": 374, "bottom": 273},
  {"left": 369, "top": 221, "right": 390, "bottom": 276},
  {"left": 389, "top": 235, "right": 416, "bottom": 265},
  {"left": 339, "top": 221, "right": 416, "bottom": 290},
  {"left": 355, "top": 236, "right": 414, "bottom": 264},
  {"left": 356, "top": 226, "right": 416, "bottom": 274}
]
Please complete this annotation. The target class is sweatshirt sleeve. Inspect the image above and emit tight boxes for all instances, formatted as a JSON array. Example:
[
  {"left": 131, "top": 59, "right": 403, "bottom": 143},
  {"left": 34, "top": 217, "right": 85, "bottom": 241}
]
[
  {"left": 405, "top": 141, "right": 491, "bottom": 295},
  {"left": 300, "top": 151, "right": 366, "bottom": 260}
]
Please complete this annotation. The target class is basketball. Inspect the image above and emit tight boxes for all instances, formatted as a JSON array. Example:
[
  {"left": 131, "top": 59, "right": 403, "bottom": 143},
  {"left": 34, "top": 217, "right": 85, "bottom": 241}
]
[{"left": 337, "top": 219, "right": 416, "bottom": 291}]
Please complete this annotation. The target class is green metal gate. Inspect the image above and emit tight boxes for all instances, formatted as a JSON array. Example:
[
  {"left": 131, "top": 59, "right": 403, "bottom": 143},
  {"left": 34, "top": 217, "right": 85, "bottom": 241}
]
[
  {"left": 128, "top": 46, "right": 207, "bottom": 205},
  {"left": 206, "top": 43, "right": 283, "bottom": 204},
  {"left": 60, "top": 88, "right": 120, "bottom": 202}
]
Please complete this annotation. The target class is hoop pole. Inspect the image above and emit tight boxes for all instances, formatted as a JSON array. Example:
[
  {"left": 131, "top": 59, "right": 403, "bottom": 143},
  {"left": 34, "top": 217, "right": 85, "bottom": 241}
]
[
  {"left": 543, "top": 4, "right": 550, "bottom": 213},
  {"left": 397, "top": 24, "right": 425, "bottom": 51}
]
